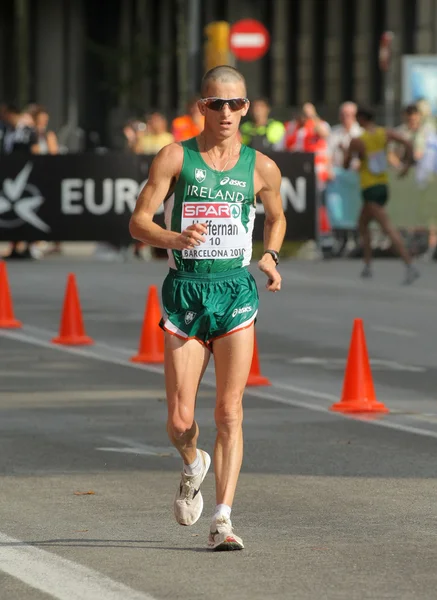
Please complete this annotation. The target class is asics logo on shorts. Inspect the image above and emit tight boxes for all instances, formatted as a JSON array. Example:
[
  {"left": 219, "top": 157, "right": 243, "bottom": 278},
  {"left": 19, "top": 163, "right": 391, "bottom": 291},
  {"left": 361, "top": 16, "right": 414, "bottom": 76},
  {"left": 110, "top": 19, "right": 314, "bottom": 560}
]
[
  {"left": 220, "top": 176, "right": 246, "bottom": 188},
  {"left": 232, "top": 306, "right": 252, "bottom": 318}
]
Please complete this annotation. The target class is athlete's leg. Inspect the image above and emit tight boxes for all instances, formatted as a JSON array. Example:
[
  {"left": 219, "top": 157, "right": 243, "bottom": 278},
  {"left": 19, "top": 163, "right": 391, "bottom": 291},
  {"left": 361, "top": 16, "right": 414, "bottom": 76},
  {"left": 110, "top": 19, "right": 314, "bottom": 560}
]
[
  {"left": 358, "top": 203, "right": 373, "bottom": 267},
  {"left": 165, "top": 333, "right": 210, "bottom": 464},
  {"left": 206, "top": 325, "right": 254, "bottom": 550},
  {"left": 165, "top": 333, "right": 212, "bottom": 526},
  {"left": 212, "top": 325, "right": 254, "bottom": 507},
  {"left": 369, "top": 203, "right": 412, "bottom": 264}
]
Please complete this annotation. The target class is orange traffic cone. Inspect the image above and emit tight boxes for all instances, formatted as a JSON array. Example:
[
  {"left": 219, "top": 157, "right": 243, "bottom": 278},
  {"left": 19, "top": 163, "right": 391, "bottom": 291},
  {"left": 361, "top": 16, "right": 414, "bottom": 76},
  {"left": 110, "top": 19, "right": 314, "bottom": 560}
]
[
  {"left": 319, "top": 205, "right": 331, "bottom": 234},
  {"left": 329, "top": 319, "right": 388, "bottom": 413},
  {"left": 246, "top": 332, "right": 271, "bottom": 386},
  {"left": 0, "top": 261, "right": 22, "bottom": 328},
  {"left": 51, "top": 273, "right": 94, "bottom": 345},
  {"left": 130, "top": 285, "right": 164, "bottom": 363}
]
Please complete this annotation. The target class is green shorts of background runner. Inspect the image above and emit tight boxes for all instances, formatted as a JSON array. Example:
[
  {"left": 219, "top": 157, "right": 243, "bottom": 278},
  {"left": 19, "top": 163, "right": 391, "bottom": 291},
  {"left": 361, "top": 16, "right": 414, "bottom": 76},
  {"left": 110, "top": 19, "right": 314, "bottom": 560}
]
[
  {"left": 160, "top": 267, "right": 259, "bottom": 349},
  {"left": 362, "top": 184, "right": 389, "bottom": 206}
]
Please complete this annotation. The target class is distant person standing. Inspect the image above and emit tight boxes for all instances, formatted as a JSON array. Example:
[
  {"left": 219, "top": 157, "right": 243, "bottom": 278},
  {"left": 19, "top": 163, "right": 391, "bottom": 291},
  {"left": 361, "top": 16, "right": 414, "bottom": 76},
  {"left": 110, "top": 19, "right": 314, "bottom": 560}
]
[
  {"left": 171, "top": 97, "right": 204, "bottom": 142},
  {"left": 279, "top": 102, "right": 332, "bottom": 190},
  {"left": 32, "top": 107, "right": 62, "bottom": 255},
  {"left": 1, "top": 105, "right": 40, "bottom": 260},
  {"left": 32, "top": 107, "right": 59, "bottom": 155},
  {"left": 137, "top": 112, "right": 174, "bottom": 155},
  {"left": 344, "top": 107, "right": 419, "bottom": 284},
  {"left": 329, "top": 102, "right": 362, "bottom": 168},
  {"left": 240, "top": 98, "right": 285, "bottom": 150}
]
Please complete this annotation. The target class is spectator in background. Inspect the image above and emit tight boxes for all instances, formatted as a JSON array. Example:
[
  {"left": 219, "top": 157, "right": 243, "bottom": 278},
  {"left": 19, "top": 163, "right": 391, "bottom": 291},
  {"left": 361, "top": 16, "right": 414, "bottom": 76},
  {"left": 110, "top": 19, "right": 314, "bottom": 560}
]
[
  {"left": 278, "top": 102, "right": 332, "bottom": 190},
  {"left": 1, "top": 105, "right": 40, "bottom": 260},
  {"left": 240, "top": 97, "right": 285, "bottom": 151},
  {"left": 388, "top": 104, "right": 435, "bottom": 167},
  {"left": 329, "top": 102, "right": 362, "bottom": 168},
  {"left": 394, "top": 103, "right": 437, "bottom": 262},
  {"left": 171, "top": 96, "right": 204, "bottom": 142},
  {"left": 123, "top": 119, "right": 148, "bottom": 154},
  {"left": 32, "top": 106, "right": 59, "bottom": 155},
  {"left": 130, "top": 112, "right": 174, "bottom": 261},
  {"left": 416, "top": 98, "right": 436, "bottom": 131},
  {"left": 136, "top": 112, "right": 174, "bottom": 155},
  {"left": 0, "top": 104, "right": 38, "bottom": 155},
  {"left": 32, "top": 106, "right": 62, "bottom": 255}
]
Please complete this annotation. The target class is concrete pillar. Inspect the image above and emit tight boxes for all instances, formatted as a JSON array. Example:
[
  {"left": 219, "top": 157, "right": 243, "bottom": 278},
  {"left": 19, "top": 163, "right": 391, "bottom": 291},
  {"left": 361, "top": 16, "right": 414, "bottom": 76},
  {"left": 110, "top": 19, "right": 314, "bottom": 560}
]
[
  {"left": 158, "top": 0, "right": 172, "bottom": 112},
  {"left": 271, "top": 0, "right": 287, "bottom": 107},
  {"left": 34, "top": 0, "right": 66, "bottom": 131},
  {"left": 297, "top": 0, "right": 314, "bottom": 105},
  {"left": 386, "top": 0, "right": 404, "bottom": 116},
  {"left": 416, "top": 0, "right": 434, "bottom": 52},
  {"left": 226, "top": 0, "right": 263, "bottom": 98},
  {"left": 325, "top": 0, "right": 342, "bottom": 107},
  {"left": 353, "top": 0, "right": 373, "bottom": 103},
  {"left": 65, "top": 0, "right": 85, "bottom": 130}
]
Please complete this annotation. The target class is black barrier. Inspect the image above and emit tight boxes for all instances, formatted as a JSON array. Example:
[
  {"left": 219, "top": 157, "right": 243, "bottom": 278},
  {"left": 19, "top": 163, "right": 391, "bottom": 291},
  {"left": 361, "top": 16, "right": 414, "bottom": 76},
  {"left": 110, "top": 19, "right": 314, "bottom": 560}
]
[{"left": 0, "top": 152, "right": 316, "bottom": 243}]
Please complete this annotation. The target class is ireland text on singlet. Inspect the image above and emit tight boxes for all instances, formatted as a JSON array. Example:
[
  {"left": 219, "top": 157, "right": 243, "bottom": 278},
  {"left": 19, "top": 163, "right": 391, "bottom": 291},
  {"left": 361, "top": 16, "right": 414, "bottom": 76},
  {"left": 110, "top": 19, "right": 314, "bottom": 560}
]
[{"left": 164, "top": 137, "right": 257, "bottom": 273}]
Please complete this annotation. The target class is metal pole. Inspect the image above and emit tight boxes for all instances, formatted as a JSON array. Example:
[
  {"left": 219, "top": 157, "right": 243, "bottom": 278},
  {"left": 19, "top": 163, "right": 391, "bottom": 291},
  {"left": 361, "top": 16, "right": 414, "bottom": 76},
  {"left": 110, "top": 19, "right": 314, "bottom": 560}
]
[{"left": 187, "top": 0, "right": 201, "bottom": 96}]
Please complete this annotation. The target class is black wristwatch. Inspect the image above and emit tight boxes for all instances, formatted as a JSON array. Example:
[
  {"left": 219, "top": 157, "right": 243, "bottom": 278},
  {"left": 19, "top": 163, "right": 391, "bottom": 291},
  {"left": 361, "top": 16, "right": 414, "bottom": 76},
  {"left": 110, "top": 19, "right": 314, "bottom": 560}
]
[{"left": 263, "top": 249, "right": 279, "bottom": 265}]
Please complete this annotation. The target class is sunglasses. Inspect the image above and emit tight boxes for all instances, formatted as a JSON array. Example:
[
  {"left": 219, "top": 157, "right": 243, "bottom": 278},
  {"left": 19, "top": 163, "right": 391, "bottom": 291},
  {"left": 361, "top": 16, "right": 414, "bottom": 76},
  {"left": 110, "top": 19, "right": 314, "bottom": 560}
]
[{"left": 201, "top": 97, "right": 249, "bottom": 112}]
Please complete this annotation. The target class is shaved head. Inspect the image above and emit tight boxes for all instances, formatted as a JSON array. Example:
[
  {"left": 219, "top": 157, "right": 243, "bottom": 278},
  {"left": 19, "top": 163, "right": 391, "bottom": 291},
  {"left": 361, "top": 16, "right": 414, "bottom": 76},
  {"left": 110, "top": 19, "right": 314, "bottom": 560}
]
[{"left": 201, "top": 65, "right": 247, "bottom": 97}]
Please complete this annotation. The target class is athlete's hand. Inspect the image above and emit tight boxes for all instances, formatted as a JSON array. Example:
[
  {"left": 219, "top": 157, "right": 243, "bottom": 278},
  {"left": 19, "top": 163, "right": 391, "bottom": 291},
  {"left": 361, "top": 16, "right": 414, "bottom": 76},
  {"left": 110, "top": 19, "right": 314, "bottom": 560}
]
[
  {"left": 173, "top": 223, "right": 208, "bottom": 250},
  {"left": 397, "top": 164, "right": 410, "bottom": 178},
  {"left": 258, "top": 254, "right": 281, "bottom": 292}
]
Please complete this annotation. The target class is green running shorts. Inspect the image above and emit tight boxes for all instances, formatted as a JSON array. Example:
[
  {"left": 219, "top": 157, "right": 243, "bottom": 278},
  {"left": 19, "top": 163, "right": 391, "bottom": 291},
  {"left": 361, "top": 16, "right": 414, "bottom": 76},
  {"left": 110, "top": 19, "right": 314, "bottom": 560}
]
[{"left": 160, "top": 267, "right": 259, "bottom": 348}]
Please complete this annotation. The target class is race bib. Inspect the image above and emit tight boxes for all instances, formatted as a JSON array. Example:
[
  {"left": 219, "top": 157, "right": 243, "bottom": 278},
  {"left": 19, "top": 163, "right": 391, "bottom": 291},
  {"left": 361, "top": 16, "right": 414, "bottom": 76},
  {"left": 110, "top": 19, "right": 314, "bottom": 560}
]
[
  {"left": 368, "top": 150, "right": 387, "bottom": 175},
  {"left": 181, "top": 201, "right": 246, "bottom": 260}
]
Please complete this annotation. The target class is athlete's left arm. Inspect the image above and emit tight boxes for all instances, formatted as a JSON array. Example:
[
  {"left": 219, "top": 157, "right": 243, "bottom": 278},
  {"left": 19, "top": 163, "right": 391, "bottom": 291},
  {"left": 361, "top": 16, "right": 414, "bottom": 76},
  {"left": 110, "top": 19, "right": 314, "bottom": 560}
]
[
  {"left": 255, "top": 153, "right": 287, "bottom": 292},
  {"left": 386, "top": 129, "right": 414, "bottom": 175},
  {"left": 344, "top": 137, "right": 364, "bottom": 169}
]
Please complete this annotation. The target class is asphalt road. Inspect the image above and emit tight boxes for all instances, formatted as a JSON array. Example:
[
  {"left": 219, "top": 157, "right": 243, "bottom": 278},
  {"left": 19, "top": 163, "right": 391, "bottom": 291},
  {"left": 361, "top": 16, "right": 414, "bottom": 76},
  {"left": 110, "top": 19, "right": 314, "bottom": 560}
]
[{"left": 1, "top": 255, "right": 437, "bottom": 600}]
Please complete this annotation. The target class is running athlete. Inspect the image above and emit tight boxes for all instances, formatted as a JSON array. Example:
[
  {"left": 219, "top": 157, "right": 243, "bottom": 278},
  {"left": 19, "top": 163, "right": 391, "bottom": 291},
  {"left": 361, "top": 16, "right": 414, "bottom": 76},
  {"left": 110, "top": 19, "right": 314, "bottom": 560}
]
[
  {"left": 344, "top": 106, "right": 419, "bottom": 285},
  {"left": 129, "top": 65, "right": 286, "bottom": 551}
]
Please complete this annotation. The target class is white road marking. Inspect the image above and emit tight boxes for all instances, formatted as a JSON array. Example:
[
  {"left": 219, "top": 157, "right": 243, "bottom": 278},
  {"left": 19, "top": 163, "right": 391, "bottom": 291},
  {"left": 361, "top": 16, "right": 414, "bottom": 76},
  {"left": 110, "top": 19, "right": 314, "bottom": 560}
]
[
  {"left": 371, "top": 325, "right": 417, "bottom": 338},
  {"left": 2, "top": 328, "right": 437, "bottom": 443},
  {"left": 297, "top": 314, "right": 338, "bottom": 325},
  {"left": 288, "top": 356, "right": 425, "bottom": 373},
  {"left": 97, "top": 436, "right": 177, "bottom": 457},
  {"left": 0, "top": 531, "right": 156, "bottom": 600}
]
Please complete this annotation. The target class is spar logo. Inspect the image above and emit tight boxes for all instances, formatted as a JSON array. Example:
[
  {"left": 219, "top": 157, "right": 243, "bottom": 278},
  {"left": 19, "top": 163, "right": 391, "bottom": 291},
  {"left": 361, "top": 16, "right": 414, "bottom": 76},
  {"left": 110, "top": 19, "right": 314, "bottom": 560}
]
[
  {"left": 183, "top": 202, "right": 240, "bottom": 219},
  {"left": 0, "top": 162, "right": 50, "bottom": 232}
]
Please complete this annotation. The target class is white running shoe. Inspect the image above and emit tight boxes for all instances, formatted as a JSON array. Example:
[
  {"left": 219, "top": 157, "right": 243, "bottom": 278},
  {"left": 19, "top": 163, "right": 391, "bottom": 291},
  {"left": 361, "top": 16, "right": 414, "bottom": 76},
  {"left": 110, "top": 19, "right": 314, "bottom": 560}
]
[
  {"left": 360, "top": 264, "right": 372, "bottom": 279},
  {"left": 208, "top": 516, "right": 244, "bottom": 551},
  {"left": 402, "top": 264, "right": 420, "bottom": 286},
  {"left": 173, "top": 449, "right": 211, "bottom": 526}
]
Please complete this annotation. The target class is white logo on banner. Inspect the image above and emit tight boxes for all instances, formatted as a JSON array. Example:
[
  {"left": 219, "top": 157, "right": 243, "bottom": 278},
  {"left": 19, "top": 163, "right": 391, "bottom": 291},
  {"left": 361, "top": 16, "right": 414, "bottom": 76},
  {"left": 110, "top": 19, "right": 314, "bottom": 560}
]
[{"left": 0, "top": 162, "right": 50, "bottom": 232}]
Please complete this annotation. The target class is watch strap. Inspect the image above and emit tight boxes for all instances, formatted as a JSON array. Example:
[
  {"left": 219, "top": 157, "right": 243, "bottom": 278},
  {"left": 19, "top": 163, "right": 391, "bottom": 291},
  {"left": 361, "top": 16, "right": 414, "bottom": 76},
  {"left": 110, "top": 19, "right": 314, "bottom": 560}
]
[{"left": 263, "top": 249, "right": 279, "bottom": 265}]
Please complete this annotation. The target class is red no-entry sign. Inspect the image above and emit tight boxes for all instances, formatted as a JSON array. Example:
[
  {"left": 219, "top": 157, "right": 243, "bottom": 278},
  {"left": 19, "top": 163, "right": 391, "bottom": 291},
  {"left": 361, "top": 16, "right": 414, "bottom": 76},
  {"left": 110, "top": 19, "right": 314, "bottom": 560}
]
[{"left": 229, "top": 19, "right": 270, "bottom": 62}]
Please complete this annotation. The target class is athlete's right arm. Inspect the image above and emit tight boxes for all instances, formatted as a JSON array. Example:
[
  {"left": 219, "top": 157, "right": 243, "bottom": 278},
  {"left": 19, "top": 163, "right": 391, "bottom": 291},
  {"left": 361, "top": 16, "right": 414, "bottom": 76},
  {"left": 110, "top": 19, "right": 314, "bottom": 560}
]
[{"left": 129, "top": 143, "right": 207, "bottom": 250}]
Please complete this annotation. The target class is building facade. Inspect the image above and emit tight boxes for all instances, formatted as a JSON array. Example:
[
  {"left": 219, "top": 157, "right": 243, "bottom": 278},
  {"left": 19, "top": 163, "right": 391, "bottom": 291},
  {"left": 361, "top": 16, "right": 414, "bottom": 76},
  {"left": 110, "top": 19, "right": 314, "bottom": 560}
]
[{"left": 0, "top": 0, "right": 436, "bottom": 147}]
